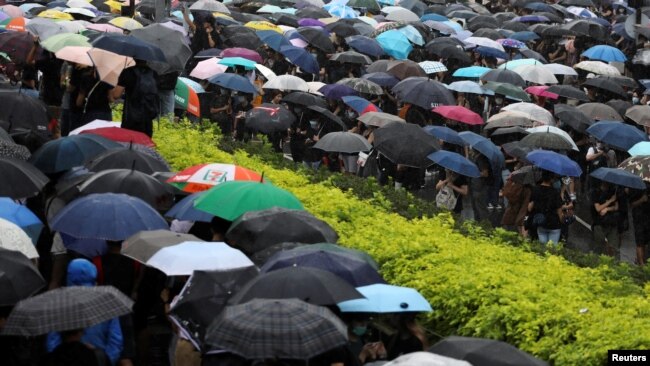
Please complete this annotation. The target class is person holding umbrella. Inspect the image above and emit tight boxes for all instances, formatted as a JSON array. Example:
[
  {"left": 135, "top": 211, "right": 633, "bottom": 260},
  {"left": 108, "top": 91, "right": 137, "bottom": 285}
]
[
  {"left": 114, "top": 59, "right": 159, "bottom": 137},
  {"left": 527, "top": 171, "right": 566, "bottom": 245},
  {"left": 435, "top": 169, "right": 469, "bottom": 215},
  {"left": 591, "top": 179, "right": 621, "bottom": 258}
]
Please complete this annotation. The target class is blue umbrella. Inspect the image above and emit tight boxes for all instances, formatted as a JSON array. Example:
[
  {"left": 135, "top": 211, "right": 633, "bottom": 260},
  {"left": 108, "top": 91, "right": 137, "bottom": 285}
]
[
  {"left": 474, "top": 46, "right": 509, "bottom": 60},
  {"left": 345, "top": 35, "right": 385, "bottom": 57},
  {"left": 421, "top": 13, "right": 448, "bottom": 22},
  {"left": 319, "top": 84, "right": 358, "bottom": 99},
  {"left": 337, "top": 283, "right": 432, "bottom": 313},
  {"left": 29, "top": 135, "right": 121, "bottom": 174},
  {"left": 0, "top": 198, "right": 43, "bottom": 245},
  {"left": 60, "top": 233, "right": 107, "bottom": 258},
  {"left": 586, "top": 121, "right": 648, "bottom": 151},
  {"left": 261, "top": 249, "right": 385, "bottom": 287},
  {"left": 50, "top": 193, "right": 169, "bottom": 241},
  {"left": 92, "top": 33, "right": 166, "bottom": 63},
  {"left": 325, "top": 4, "right": 358, "bottom": 18},
  {"left": 341, "top": 96, "right": 382, "bottom": 114},
  {"left": 396, "top": 25, "right": 424, "bottom": 46},
  {"left": 218, "top": 57, "right": 257, "bottom": 70},
  {"left": 512, "top": 15, "right": 550, "bottom": 22},
  {"left": 447, "top": 80, "right": 493, "bottom": 95},
  {"left": 427, "top": 150, "right": 480, "bottom": 177},
  {"left": 590, "top": 167, "right": 646, "bottom": 190},
  {"left": 524, "top": 2, "right": 554, "bottom": 12},
  {"left": 526, "top": 150, "right": 582, "bottom": 177},
  {"left": 165, "top": 191, "right": 214, "bottom": 223},
  {"left": 509, "top": 31, "right": 540, "bottom": 42},
  {"left": 361, "top": 72, "right": 399, "bottom": 87},
  {"left": 256, "top": 30, "right": 291, "bottom": 52},
  {"left": 582, "top": 45, "right": 627, "bottom": 63},
  {"left": 629, "top": 141, "right": 650, "bottom": 156},
  {"left": 423, "top": 126, "right": 467, "bottom": 146},
  {"left": 459, "top": 131, "right": 505, "bottom": 169},
  {"left": 208, "top": 73, "right": 258, "bottom": 94},
  {"left": 375, "top": 30, "right": 412, "bottom": 60},
  {"left": 452, "top": 66, "right": 490, "bottom": 78},
  {"left": 279, "top": 45, "right": 320, "bottom": 74}
]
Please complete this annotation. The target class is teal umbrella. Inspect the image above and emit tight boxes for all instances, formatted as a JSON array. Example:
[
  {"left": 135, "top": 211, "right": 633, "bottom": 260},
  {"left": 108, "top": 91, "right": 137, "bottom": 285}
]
[
  {"left": 375, "top": 30, "right": 412, "bottom": 60},
  {"left": 218, "top": 57, "right": 257, "bottom": 70},
  {"left": 628, "top": 141, "right": 650, "bottom": 156}
]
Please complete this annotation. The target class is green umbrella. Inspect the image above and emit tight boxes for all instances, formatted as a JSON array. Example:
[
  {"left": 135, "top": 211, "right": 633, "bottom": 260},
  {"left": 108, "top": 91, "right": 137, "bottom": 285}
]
[
  {"left": 194, "top": 181, "right": 304, "bottom": 221},
  {"left": 483, "top": 81, "right": 531, "bottom": 102},
  {"left": 41, "top": 33, "right": 90, "bottom": 53}
]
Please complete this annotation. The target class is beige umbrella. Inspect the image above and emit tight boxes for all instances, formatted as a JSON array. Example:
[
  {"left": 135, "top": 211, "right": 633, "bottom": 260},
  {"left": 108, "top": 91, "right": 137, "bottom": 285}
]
[
  {"left": 87, "top": 48, "right": 135, "bottom": 86},
  {"left": 502, "top": 102, "right": 555, "bottom": 126},
  {"left": 357, "top": 111, "right": 405, "bottom": 127},
  {"left": 55, "top": 46, "right": 93, "bottom": 66},
  {"left": 574, "top": 60, "right": 621, "bottom": 76},
  {"left": 625, "top": 105, "right": 650, "bottom": 127},
  {"left": 485, "top": 110, "right": 536, "bottom": 129}
]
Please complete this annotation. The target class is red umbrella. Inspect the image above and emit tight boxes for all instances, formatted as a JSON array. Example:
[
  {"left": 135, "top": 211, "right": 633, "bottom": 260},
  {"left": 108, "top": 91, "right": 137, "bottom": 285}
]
[
  {"left": 80, "top": 127, "right": 156, "bottom": 147},
  {"left": 167, "top": 163, "right": 263, "bottom": 193},
  {"left": 525, "top": 86, "right": 558, "bottom": 100},
  {"left": 220, "top": 47, "right": 263, "bottom": 63},
  {"left": 432, "top": 106, "right": 483, "bottom": 125}
]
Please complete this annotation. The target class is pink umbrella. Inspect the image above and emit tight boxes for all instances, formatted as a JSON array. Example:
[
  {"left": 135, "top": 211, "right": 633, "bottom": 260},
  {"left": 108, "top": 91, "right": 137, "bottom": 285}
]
[
  {"left": 87, "top": 48, "right": 135, "bottom": 86},
  {"left": 86, "top": 23, "right": 123, "bottom": 33},
  {"left": 525, "top": 86, "right": 558, "bottom": 100},
  {"left": 0, "top": 5, "right": 24, "bottom": 18},
  {"left": 432, "top": 106, "right": 484, "bottom": 125},
  {"left": 220, "top": 47, "right": 263, "bottom": 63},
  {"left": 190, "top": 57, "right": 227, "bottom": 80},
  {"left": 55, "top": 46, "right": 93, "bottom": 66}
]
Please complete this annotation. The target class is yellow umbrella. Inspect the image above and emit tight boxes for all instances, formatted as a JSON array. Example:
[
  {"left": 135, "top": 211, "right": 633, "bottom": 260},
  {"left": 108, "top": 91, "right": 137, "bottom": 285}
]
[
  {"left": 37, "top": 9, "right": 75, "bottom": 20},
  {"left": 244, "top": 21, "right": 282, "bottom": 34},
  {"left": 213, "top": 12, "right": 234, "bottom": 20},
  {"left": 104, "top": 0, "right": 122, "bottom": 13},
  {"left": 109, "top": 16, "right": 143, "bottom": 31}
]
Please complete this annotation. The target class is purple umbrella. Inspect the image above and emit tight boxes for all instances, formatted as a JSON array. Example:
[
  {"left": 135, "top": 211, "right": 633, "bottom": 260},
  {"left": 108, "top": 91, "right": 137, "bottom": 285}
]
[
  {"left": 220, "top": 48, "right": 263, "bottom": 63},
  {"left": 319, "top": 84, "right": 359, "bottom": 100},
  {"left": 298, "top": 18, "right": 326, "bottom": 27}
]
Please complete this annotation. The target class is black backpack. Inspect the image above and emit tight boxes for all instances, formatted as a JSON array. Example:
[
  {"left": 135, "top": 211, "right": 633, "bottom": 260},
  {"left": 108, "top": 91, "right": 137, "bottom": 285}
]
[{"left": 128, "top": 67, "right": 159, "bottom": 122}]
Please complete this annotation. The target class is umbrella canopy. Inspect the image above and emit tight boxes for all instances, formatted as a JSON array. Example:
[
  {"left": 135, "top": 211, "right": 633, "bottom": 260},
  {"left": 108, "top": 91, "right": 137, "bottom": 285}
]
[
  {"left": 337, "top": 283, "right": 432, "bottom": 313},
  {"left": 447, "top": 80, "right": 492, "bottom": 95},
  {"left": 429, "top": 336, "right": 549, "bottom": 366},
  {"left": 502, "top": 102, "right": 554, "bottom": 126},
  {"left": 427, "top": 150, "right": 480, "bottom": 177},
  {"left": 582, "top": 45, "right": 627, "bottom": 63},
  {"left": 459, "top": 131, "right": 505, "bottom": 169},
  {"left": 29, "top": 135, "right": 121, "bottom": 174},
  {"left": 0, "top": 198, "right": 43, "bottom": 245},
  {"left": 337, "top": 78, "right": 384, "bottom": 95},
  {"left": 423, "top": 125, "right": 466, "bottom": 146},
  {"left": 220, "top": 48, "right": 263, "bottom": 64},
  {"left": 546, "top": 85, "right": 589, "bottom": 101},
  {"left": 291, "top": 243, "right": 378, "bottom": 270},
  {"left": 543, "top": 63, "right": 578, "bottom": 76},
  {"left": 330, "top": 50, "right": 372, "bottom": 65},
  {"left": 194, "top": 181, "right": 303, "bottom": 221},
  {"left": 296, "top": 26, "right": 335, "bottom": 53},
  {"left": 0, "top": 157, "right": 49, "bottom": 199},
  {"left": 169, "top": 266, "right": 259, "bottom": 350},
  {"left": 586, "top": 121, "right": 648, "bottom": 151},
  {"left": 87, "top": 48, "right": 136, "bottom": 86},
  {"left": 357, "top": 111, "right": 405, "bottom": 127},
  {"left": 374, "top": 122, "right": 440, "bottom": 168},
  {"left": 526, "top": 150, "right": 582, "bottom": 177},
  {"left": 144, "top": 241, "right": 254, "bottom": 276},
  {"left": 392, "top": 77, "right": 455, "bottom": 109},
  {"left": 130, "top": 23, "right": 191, "bottom": 74},
  {"left": 0, "top": 31, "right": 40, "bottom": 62},
  {"left": 577, "top": 103, "right": 622, "bottom": 121},
  {"left": 432, "top": 106, "right": 483, "bottom": 125},
  {"left": 165, "top": 191, "right": 213, "bottom": 223},
  {"left": 0, "top": 91, "right": 50, "bottom": 135},
  {"left": 513, "top": 64, "right": 558, "bottom": 84},
  {"left": 50, "top": 193, "right": 168, "bottom": 241},
  {"left": 204, "top": 298, "right": 348, "bottom": 360},
  {"left": 419, "top": 61, "right": 447, "bottom": 74},
  {"left": 625, "top": 105, "right": 650, "bottom": 127},
  {"left": 92, "top": 33, "right": 165, "bottom": 62},
  {"left": 583, "top": 77, "right": 626, "bottom": 98},
  {"left": 0, "top": 218, "right": 38, "bottom": 259},
  {"left": 453, "top": 66, "right": 491, "bottom": 78},
  {"left": 225, "top": 207, "right": 338, "bottom": 254},
  {"left": 525, "top": 86, "right": 558, "bottom": 100},
  {"left": 282, "top": 91, "right": 327, "bottom": 108},
  {"left": 340, "top": 96, "right": 382, "bottom": 115},
  {"left": 384, "top": 352, "right": 472, "bottom": 366},
  {"left": 121, "top": 230, "right": 201, "bottom": 263},
  {"left": 80, "top": 127, "right": 154, "bottom": 148},
  {"left": 263, "top": 74, "right": 309, "bottom": 92},
  {"left": 1, "top": 286, "right": 133, "bottom": 337},
  {"left": 85, "top": 147, "right": 168, "bottom": 174},
  {"left": 386, "top": 60, "right": 427, "bottom": 79},
  {"left": 189, "top": 0, "right": 230, "bottom": 13},
  {"left": 483, "top": 82, "right": 531, "bottom": 102},
  {"left": 208, "top": 73, "right": 258, "bottom": 94},
  {"left": 554, "top": 104, "right": 592, "bottom": 133},
  {"left": 480, "top": 69, "right": 526, "bottom": 88},
  {"left": 319, "top": 84, "right": 358, "bottom": 100},
  {"left": 510, "top": 165, "right": 541, "bottom": 185},
  {"left": 526, "top": 126, "right": 578, "bottom": 150},
  {"left": 590, "top": 167, "right": 646, "bottom": 190},
  {"left": 485, "top": 111, "right": 536, "bottom": 129},
  {"left": 278, "top": 45, "right": 320, "bottom": 74},
  {"left": 520, "top": 131, "right": 575, "bottom": 151},
  {"left": 245, "top": 103, "right": 296, "bottom": 134},
  {"left": 314, "top": 131, "right": 372, "bottom": 153},
  {"left": 345, "top": 35, "right": 385, "bottom": 57},
  {"left": 190, "top": 57, "right": 228, "bottom": 80},
  {"left": 628, "top": 141, "right": 650, "bottom": 157},
  {"left": 0, "top": 248, "right": 45, "bottom": 306},
  {"left": 229, "top": 266, "right": 364, "bottom": 306},
  {"left": 375, "top": 29, "right": 413, "bottom": 60},
  {"left": 574, "top": 60, "right": 620, "bottom": 76},
  {"left": 619, "top": 156, "right": 650, "bottom": 182},
  {"left": 174, "top": 77, "right": 202, "bottom": 117}
]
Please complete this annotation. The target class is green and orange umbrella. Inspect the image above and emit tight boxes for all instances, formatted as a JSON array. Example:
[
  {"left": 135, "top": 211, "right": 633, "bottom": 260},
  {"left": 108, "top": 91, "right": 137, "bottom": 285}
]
[
  {"left": 175, "top": 77, "right": 202, "bottom": 117},
  {"left": 0, "top": 17, "right": 26, "bottom": 32}
]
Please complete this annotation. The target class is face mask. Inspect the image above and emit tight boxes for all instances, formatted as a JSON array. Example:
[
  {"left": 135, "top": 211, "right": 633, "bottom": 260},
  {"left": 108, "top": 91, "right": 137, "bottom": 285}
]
[
  {"left": 352, "top": 326, "right": 367, "bottom": 337},
  {"left": 633, "top": 97, "right": 640, "bottom": 105},
  {"left": 495, "top": 97, "right": 503, "bottom": 104},
  {"left": 309, "top": 121, "right": 318, "bottom": 129}
]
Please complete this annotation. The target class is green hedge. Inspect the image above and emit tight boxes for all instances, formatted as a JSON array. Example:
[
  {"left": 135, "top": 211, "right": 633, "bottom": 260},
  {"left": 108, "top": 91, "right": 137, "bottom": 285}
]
[{"left": 153, "top": 120, "right": 650, "bottom": 365}]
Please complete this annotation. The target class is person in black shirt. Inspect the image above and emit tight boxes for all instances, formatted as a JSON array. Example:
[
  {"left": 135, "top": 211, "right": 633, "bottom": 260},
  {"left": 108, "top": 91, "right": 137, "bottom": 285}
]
[
  {"left": 77, "top": 68, "right": 114, "bottom": 124},
  {"left": 629, "top": 187, "right": 650, "bottom": 265},
  {"left": 528, "top": 171, "right": 564, "bottom": 245},
  {"left": 185, "top": 11, "right": 222, "bottom": 55},
  {"left": 591, "top": 180, "right": 620, "bottom": 257},
  {"left": 436, "top": 169, "right": 468, "bottom": 214}
]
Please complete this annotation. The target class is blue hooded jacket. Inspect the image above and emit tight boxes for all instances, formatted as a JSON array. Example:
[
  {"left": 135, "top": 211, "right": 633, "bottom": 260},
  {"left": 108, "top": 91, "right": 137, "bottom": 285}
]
[{"left": 46, "top": 259, "right": 124, "bottom": 365}]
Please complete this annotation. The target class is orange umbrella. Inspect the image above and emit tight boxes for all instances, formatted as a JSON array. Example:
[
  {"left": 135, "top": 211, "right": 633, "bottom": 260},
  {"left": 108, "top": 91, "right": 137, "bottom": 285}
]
[{"left": 0, "top": 17, "right": 27, "bottom": 32}]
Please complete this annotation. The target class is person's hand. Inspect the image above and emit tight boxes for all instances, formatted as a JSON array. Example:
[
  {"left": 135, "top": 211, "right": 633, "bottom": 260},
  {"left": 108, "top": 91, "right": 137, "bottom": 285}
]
[
  {"left": 32, "top": 35, "right": 40, "bottom": 44},
  {"left": 160, "top": 288, "right": 170, "bottom": 304},
  {"left": 359, "top": 343, "right": 379, "bottom": 361},
  {"left": 599, "top": 208, "right": 609, "bottom": 216}
]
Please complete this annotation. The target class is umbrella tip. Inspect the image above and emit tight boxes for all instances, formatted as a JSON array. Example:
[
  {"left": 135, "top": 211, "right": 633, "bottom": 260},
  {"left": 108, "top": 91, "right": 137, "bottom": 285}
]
[{"left": 260, "top": 172, "right": 264, "bottom": 183}]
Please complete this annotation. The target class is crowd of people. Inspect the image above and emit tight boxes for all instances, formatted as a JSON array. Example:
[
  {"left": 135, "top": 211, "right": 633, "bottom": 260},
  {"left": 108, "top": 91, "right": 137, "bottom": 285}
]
[{"left": 1, "top": 0, "right": 650, "bottom": 364}]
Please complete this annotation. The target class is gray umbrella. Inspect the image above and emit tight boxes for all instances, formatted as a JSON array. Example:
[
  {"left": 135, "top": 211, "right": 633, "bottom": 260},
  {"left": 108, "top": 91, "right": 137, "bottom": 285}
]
[
  {"left": 121, "top": 230, "right": 202, "bottom": 263},
  {"left": 520, "top": 131, "right": 574, "bottom": 150},
  {"left": 546, "top": 85, "right": 589, "bottom": 101},
  {"left": 2, "top": 286, "right": 133, "bottom": 336},
  {"left": 130, "top": 24, "right": 192, "bottom": 74},
  {"left": 314, "top": 131, "right": 372, "bottom": 153},
  {"left": 577, "top": 102, "right": 623, "bottom": 121},
  {"left": 336, "top": 78, "right": 384, "bottom": 95},
  {"left": 0, "top": 140, "right": 30, "bottom": 160},
  {"left": 480, "top": 69, "right": 527, "bottom": 88}
]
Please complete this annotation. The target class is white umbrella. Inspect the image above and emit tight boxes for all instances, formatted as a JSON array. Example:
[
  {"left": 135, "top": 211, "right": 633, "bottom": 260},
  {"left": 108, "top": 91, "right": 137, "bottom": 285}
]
[
  {"left": 502, "top": 102, "right": 555, "bottom": 126},
  {"left": 189, "top": 0, "right": 230, "bottom": 14},
  {"left": 263, "top": 74, "right": 309, "bottom": 92},
  {"left": 69, "top": 120, "right": 121, "bottom": 135},
  {"left": 62, "top": 20, "right": 90, "bottom": 33},
  {"left": 526, "top": 126, "right": 579, "bottom": 151},
  {"left": 574, "top": 61, "right": 621, "bottom": 76},
  {"left": 380, "top": 6, "right": 406, "bottom": 13},
  {"left": 63, "top": 7, "right": 95, "bottom": 17},
  {"left": 0, "top": 218, "right": 38, "bottom": 259},
  {"left": 543, "top": 63, "right": 578, "bottom": 76},
  {"left": 145, "top": 241, "right": 254, "bottom": 276},
  {"left": 384, "top": 351, "right": 473, "bottom": 366},
  {"left": 66, "top": 0, "right": 97, "bottom": 9},
  {"left": 190, "top": 57, "right": 227, "bottom": 80},
  {"left": 513, "top": 64, "right": 558, "bottom": 85},
  {"left": 255, "top": 64, "right": 276, "bottom": 80},
  {"left": 464, "top": 36, "right": 506, "bottom": 52},
  {"left": 307, "top": 81, "right": 325, "bottom": 95},
  {"left": 419, "top": 61, "right": 448, "bottom": 74},
  {"left": 385, "top": 8, "right": 420, "bottom": 22}
]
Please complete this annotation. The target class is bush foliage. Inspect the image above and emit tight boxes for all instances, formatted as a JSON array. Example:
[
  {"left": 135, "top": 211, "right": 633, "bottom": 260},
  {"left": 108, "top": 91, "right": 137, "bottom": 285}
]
[{"left": 154, "top": 120, "right": 650, "bottom": 366}]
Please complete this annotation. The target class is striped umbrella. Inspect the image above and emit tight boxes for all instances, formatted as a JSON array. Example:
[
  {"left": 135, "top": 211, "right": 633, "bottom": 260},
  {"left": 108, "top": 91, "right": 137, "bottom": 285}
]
[{"left": 175, "top": 77, "right": 203, "bottom": 117}]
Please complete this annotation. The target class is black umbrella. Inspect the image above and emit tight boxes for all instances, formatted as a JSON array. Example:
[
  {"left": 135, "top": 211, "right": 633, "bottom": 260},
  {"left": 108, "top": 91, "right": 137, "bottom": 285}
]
[
  {"left": 501, "top": 21, "right": 530, "bottom": 32},
  {"left": 429, "top": 336, "right": 549, "bottom": 366},
  {"left": 85, "top": 147, "right": 170, "bottom": 174},
  {"left": 561, "top": 19, "right": 607, "bottom": 40},
  {"left": 366, "top": 59, "right": 392, "bottom": 73},
  {"left": 471, "top": 28, "right": 503, "bottom": 40},
  {"left": 308, "top": 106, "right": 347, "bottom": 131},
  {"left": 510, "top": 165, "right": 541, "bottom": 185},
  {"left": 520, "top": 131, "right": 574, "bottom": 150},
  {"left": 2, "top": 286, "right": 134, "bottom": 336},
  {"left": 121, "top": 230, "right": 201, "bottom": 263},
  {"left": 314, "top": 131, "right": 372, "bottom": 153},
  {"left": 502, "top": 141, "right": 532, "bottom": 161},
  {"left": 399, "top": 0, "right": 428, "bottom": 16},
  {"left": 282, "top": 91, "right": 327, "bottom": 108},
  {"left": 229, "top": 266, "right": 364, "bottom": 305},
  {"left": 480, "top": 69, "right": 527, "bottom": 88},
  {"left": 554, "top": 104, "right": 592, "bottom": 133},
  {"left": 0, "top": 157, "right": 49, "bottom": 199},
  {"left": 0, "top": 248, "right": 45, "bottom": 306},
  {"left": 425, "top": 37, "right": 465, "bottom": 53},
  {"left": 250, "top": 242, "right": 308, "bottom": 266},
  {"left": 325, "top": 21, "right": 359, "bottom": 37},
  {"left": 225, "top": 207, "right": 338, "bottom": 254},
  {"left": 268, "top": 12, "right": 299, "bottom": 27},
  {"left": 392, "top": 77, "right": 455, "bottom": 109},
  {"left": 297, "top": 27, "right": 335, "bottom": 53},
  {"left": 225, "top": 32, "right": 263, "bottom": 49},
  {"left": 597, "top": 75, "right": 637, "bottom": 89},
  {"left": 0, "top": 140, "right": 31, "bottom": 160},
  {"left": 78, "top": 169, "right": 174, "bottom": 211},
  {"left": 169, "top": 266, "right": 259, "bottom": 349},
  {"left": 295, "top": 7, "right": 330, "bottom": 18},
  {"left": 546, "top": 85, "right": 589, "bottom": 101},
  {"left": 0, "top": 91, "right": 50, "bottom": 135},
  {"left": 337, "top": 78, "right": 384, "bottom": 95},
  {"left": 245, "top": 103, "right": 296, "bottom": 134},
  {"left": 373, "top": 122, "right": 440, "bottom": 168},
  {"left": 387, "top": 60, "right": 427, "bottom": 79},
  {"left": 330, "top": 50, "right": 372, "bottom": 65},
  {"left": 204, "top": 298, "right": 348, "bottom": 360},
  {"left": 606, "top": 99, "right": 633, "bottom": 119},
  {"left": 583, "top": 77, "right": 627, "bottom": 97},
  {"left": 92, "top": 33, "right": 166, "bottom": 63},
  {"left": 130, "top": 24, "right": 192, "bottom": 74}
]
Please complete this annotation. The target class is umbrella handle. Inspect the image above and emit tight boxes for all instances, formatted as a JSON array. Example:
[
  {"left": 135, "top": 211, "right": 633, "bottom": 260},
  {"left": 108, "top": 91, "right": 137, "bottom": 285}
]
[{"left": 83, "top": 81, "right": 102, "bottom": 115}]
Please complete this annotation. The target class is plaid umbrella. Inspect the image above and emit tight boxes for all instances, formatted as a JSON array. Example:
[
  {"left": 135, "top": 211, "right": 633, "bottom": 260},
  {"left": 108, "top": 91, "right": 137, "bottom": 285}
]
[
  {"left": 204, "top": 298, "right": 348, "bottom": 359},
  {"left": 0, "top": 31, "right": 37, "bottom": 62},
  {"left": 2, "top": 286, "right": 133, "bottom": 336},
  {"left": 418, "top": 61, "right": 447, "bottom": 74},
  {"left": 619, "top": 156, "right": 650, "bottom": 183}
]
